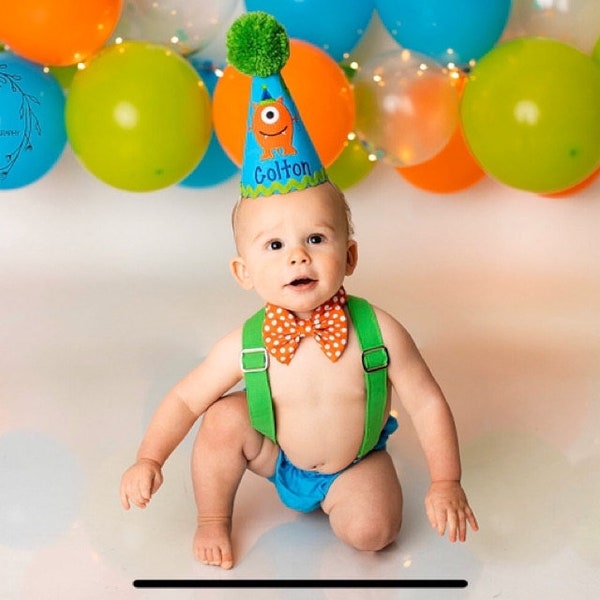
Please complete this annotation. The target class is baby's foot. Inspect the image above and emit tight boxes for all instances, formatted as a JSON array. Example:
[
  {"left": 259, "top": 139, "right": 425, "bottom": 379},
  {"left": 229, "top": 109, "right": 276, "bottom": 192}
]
[{"left": 194, "top": 516, "right": 234, "bottom": 569}]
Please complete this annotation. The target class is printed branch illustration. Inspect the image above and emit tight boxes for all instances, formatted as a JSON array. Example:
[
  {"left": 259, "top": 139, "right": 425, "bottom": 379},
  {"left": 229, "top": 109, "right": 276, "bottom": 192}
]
[{"left": 0, "top": 63, "right": 41, "bottom": 179}]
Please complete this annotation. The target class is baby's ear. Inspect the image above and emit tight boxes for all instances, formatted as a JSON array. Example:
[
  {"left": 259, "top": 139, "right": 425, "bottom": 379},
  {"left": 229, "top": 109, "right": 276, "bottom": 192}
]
[
  {"left": 345, "top": 240, "right": 358, "bottom": 276},
  {"left": 230, "top": 256, "right": 254, "bottom": 290}
]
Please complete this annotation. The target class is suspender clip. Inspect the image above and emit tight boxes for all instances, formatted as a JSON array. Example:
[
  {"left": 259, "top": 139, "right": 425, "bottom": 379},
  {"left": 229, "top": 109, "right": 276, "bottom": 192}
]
[
  {"left": 240, "top": 347, "right": 269, "bottom": 373},
  {"left": 361, "top": 345, "right": 389, "bottom": 373}
]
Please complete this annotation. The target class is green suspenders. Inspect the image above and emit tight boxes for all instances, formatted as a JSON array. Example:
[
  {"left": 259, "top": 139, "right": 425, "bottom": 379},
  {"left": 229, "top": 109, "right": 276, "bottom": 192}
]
[{"left": 240, "top": 295, "right": 389, "bottom": 458}]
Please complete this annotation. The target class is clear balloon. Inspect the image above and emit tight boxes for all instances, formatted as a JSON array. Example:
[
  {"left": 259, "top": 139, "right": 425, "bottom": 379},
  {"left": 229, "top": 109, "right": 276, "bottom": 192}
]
[
  {"left": 179, "top": 59, "right": 239, "bottom": 188},
  {"left": 396, "top": 75, "right": 486, "bottom": 193},
  {"left": 327, "top": 134, "right": 377, "bottom": 190},
  {"left": 461, "top": 38, "right": 600, "bottom": 193},
  {"left": 374, "top": 0, "right": 511, "bottom": 67},
  {"left": 65, "top": 42, "right": 212, "bottom": 192},
  {"left": 244, "top": 0, "right": 375, "bottom": 62},
  {"left": 0, "top": 0, "right": 123, "bottom": 66},
  {"left": 0, "top": 52, "right": 67, "bottom": 190},
  {"left": 114, "top": 0, "right": 238, "bottom": 55},
  {"left": 503, "top": 0, "right": 600, "bottom": 54},
  {"left": 213, "top": 39, "right": 354, "bottom": 168},
  {"left": 353, "top": 49, "right": 460, "bottom": 167}
]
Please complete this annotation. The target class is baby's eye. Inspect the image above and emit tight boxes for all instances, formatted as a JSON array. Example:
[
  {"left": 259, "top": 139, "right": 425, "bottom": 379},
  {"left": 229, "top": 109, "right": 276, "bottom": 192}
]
[
  {"left": 267, "top": 240, "right": 283, "bottom": 251},
  {"left": 307, "top": 234, "right": 324, "bottom": 245}
]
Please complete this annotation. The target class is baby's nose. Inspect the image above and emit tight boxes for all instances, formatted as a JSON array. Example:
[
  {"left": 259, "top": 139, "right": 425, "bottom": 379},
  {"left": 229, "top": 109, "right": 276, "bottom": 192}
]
[{"left": 289, "top": 246, "right": 310, "bottom": 265}]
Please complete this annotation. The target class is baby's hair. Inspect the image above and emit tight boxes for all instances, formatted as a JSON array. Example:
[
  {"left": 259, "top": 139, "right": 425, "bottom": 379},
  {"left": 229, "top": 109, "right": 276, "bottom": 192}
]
[{"left": 231, "top": 182, "right": 355, "bottom": 251}]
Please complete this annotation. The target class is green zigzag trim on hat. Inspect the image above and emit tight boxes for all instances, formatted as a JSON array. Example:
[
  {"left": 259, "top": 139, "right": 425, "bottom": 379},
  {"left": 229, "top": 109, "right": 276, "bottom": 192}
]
[{"left": 240, "top": 167, "right": 328, "bottom": 199}]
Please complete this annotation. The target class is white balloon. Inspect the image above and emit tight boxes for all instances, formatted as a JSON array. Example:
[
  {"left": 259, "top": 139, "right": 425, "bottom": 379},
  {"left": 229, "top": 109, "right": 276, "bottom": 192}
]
[
  {"left": 503, "top": 0, "right": 600, "bottom": 54},
  {"left": 114, "top": 0, "right": 239, "bottom": 55},
  {"left": 353, "top": 49, "right": 460, "bottom": 167}
]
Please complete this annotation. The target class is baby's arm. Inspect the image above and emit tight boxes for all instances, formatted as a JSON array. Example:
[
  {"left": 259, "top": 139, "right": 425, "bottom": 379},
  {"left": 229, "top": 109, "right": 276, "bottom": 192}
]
[
  {"left": 120, "top": 327, "right": 243, "bottom": 510},
  {"left": 375, "top": 309, "right": 479, "bottom": 542}
]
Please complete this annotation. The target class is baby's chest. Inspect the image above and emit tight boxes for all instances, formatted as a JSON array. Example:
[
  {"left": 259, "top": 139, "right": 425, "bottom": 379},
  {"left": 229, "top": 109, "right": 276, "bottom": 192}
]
[{"left": 267, "top": 340, "right": 366, "bottom": 408}]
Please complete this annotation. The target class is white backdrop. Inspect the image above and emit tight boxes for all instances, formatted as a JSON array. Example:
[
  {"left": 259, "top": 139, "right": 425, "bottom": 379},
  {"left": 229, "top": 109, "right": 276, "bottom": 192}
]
[{"left": 1, "top": 10, "right": 599, "bottom": 600}]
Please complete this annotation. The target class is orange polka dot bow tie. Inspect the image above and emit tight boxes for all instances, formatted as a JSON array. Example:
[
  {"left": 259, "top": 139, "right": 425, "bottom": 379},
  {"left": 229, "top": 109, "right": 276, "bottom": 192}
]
[{"left": 263, "top": 287, "right": 349, "bottom": 364}]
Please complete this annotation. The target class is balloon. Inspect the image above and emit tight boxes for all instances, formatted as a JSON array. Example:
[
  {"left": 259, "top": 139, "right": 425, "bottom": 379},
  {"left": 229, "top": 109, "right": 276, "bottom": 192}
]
[
  {"left": 353, "top": 49, "right": 460, "bottom": 167},
  {"left": 65, "top": 42, "right": 211, "bottom": 192},
  {"left": 213, "top": 39, "right": 354, "bottom": 168},
  {"left": 397, "top": 123, "right": 486, "bottom": 193},
  {"left": 542, "top": 167, "right": 599, "bottom": 198},
  {"left": 593, "top": 36, "right": 600, "bottom": 63},
  {"left": 503, "top": 0, "right": 600, "bottom": 54},
  {"left": 179, "top": 59, "right": 239, "bottom": 188},
  {"left": 396, "top": 75, "right": 486, "bottom": 193},
  {"left": 461, "top": 38, "right": 600, "bottom": 193},
  {"left": 244, "top": 0, "right": 375, "bottom": 62},
  {"left": 374, "top": 0, "right": 511, "bottom": 67},
  {"left": 0, "top": 52, "right": 67, "bottom": 190},
  {"left": 48, "top": 65, "right": 78, "bottom": 91},
  {"left": 0, "top": 0, "right": 122, "bottom": 66},
  {"left": 327, "top": 134, "right": 377, "bottom": 190},
  {"left": 114, "top": 0, "right": 238, "bottom": 56}
]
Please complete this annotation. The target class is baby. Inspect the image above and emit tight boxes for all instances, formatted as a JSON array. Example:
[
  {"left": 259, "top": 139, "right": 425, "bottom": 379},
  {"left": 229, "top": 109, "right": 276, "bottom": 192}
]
[
  {"left": 120, "top": 181, "right": 478, "bottom": 569},
  {"left": 120, "top": 11, "right": 478, "bottom": 571}
]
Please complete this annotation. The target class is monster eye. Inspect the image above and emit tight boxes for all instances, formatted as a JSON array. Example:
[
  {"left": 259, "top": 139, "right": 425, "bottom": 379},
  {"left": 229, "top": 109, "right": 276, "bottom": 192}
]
[{"left": 260, "top": 106, "right": 280, "bottom": 125}]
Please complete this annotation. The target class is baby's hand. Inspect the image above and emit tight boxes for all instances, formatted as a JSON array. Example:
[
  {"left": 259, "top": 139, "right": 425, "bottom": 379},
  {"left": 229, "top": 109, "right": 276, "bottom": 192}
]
[
  {"left": 425, "top": 480, "right": 479, "bottom": 542},
  {"left": 120, "top": 458, "right": 164, "bottom": 510}
]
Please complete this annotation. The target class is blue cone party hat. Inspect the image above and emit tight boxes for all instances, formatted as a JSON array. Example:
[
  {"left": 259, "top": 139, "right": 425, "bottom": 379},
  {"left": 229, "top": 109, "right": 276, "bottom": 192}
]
[{"left": 226, "top": 12, "right": 328, "bottom": 198}]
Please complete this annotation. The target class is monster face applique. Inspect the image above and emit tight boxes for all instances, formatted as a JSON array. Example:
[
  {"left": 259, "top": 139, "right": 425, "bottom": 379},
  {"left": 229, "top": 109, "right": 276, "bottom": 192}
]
[
  {"left": 227, "top": 12, "right": 328, "bottom": 198},
  {"left": 251, "top": 88, "right": 296, "bottom": 161}
]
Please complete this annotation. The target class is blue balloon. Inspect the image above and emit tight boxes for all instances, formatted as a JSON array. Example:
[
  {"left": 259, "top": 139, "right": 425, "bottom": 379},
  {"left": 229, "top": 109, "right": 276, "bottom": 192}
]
[
  {"left": 245, "top": 0, "right": 375, "bottom": 62},
  {"left": 0, "top": 52, "right": 67, "bottom": 190},
  {"left": 179, "top": 58, "right": 239, "bottom": 189},
  {"left": 375, "top": 0, "right": 511, "bottom": 67}
]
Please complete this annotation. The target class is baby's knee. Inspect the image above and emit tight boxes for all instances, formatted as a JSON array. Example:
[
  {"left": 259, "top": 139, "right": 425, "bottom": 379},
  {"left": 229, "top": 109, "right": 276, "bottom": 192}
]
[
  {"left": 336, "top": 513, "right": 402, "bottom": 552},
  {"left": 200, "top": 392, "right": 250, "bottom": 442}
]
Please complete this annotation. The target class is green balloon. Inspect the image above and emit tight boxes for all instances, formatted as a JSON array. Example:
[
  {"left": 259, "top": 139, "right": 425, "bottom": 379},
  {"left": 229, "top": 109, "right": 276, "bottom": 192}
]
[
  {"left": 461, "top": 38, "right": 600, "bottom": 193},
  {"left": 65, "top": 42, "right": 211, "bottom": 192},
  {"left": 327, "top": 136, "right": 376, "bottom": 190},
  {"left": 49, "top": 64, "right": 77, "bottom": 91}
]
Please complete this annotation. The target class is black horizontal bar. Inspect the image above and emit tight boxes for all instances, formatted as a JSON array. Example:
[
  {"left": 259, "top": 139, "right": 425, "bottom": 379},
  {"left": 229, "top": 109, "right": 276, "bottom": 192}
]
[{"left": 133, "top": 579, "right": 468, "bottom": 589}]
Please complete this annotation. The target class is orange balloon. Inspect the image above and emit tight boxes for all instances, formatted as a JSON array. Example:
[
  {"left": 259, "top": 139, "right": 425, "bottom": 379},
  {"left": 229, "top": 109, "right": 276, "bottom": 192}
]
[
  {"left": 396, "top": 123, "right": 486, "bottom": 193},
  {"left": 213, "top": 39, "right": 354, "bottom": 168},
  {"left": 0, "top": 0, "right": 122, "bottom": 66},
  {"left": 543, "top": 167, "right": 600, "bottom": 198}
]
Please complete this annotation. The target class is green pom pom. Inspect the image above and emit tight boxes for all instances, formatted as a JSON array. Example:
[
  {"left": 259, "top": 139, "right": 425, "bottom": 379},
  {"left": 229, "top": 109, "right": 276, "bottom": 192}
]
[{"left": 227, "top": 12, "right": 289, "bottom": 78}]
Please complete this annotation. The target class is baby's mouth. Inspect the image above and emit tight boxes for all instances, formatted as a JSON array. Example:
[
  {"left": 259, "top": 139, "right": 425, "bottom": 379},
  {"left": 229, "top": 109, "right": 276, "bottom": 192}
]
[{"left": 289, "top": 278, "right": 316, "bottom": 287}]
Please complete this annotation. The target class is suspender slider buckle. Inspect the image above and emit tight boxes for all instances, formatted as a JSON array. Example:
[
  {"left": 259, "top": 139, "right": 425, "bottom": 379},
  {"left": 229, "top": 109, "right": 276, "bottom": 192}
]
[
  {"left": 240, "top": 347, "right": 269, "bottom": 373},
  {"left": 362, "top": 346, "right": 389, "bottom": 373}
]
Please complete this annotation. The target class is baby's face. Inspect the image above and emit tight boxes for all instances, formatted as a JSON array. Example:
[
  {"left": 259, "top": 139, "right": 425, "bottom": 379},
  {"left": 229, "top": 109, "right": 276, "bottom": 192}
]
[{"left": 231, "top": 183, "right": 357, "bottom": 317}]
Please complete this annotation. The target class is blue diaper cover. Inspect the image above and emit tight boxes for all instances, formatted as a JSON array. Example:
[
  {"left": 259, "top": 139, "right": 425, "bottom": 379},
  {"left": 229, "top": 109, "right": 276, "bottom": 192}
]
[{"left": 268, "top": 414, "right": 398, "bottom": 513}]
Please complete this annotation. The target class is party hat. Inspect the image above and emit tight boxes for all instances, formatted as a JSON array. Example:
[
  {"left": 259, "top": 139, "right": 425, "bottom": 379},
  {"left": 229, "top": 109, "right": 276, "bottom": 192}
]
[{"left": 227, "top": 12, "right": 328, "bottom": 198}]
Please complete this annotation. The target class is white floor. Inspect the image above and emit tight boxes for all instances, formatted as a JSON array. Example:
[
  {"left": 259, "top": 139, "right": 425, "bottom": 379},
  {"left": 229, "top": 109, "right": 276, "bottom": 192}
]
[{"left": 1, "top": 146, "right": 600, "bottom": 599}]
